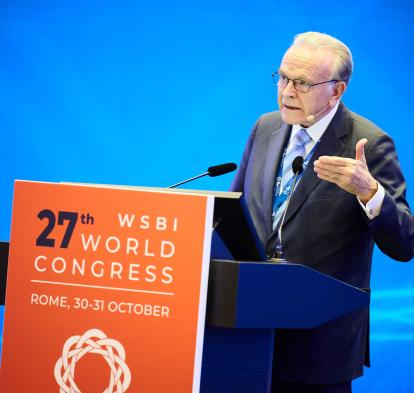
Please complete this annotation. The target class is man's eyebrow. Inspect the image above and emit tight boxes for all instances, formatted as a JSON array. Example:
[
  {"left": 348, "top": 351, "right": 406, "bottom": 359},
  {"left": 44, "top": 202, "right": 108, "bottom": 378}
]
[{"left": 277, "top": 68, "right": 311, "bottom": 82}]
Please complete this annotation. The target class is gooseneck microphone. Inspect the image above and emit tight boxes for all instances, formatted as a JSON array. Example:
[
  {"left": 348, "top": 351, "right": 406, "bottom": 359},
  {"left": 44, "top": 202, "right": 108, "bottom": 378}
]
[
  {"left": 272, "top": 156, "right": 304, "bottom": 261},
  {"left": 168, "top": 162, "right": 237, "bottom": 188}
]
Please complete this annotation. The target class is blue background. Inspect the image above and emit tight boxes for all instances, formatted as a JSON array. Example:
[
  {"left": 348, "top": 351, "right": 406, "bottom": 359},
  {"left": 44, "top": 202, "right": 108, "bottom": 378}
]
[{"left": 1, "top": 1, "right": 413, "bottom": 391}]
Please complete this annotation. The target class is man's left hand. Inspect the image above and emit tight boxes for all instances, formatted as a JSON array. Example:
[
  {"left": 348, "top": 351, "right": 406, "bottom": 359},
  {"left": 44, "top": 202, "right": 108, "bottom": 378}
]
[{"left": 313, "top": 138, "right": 378, "bottom": 204}]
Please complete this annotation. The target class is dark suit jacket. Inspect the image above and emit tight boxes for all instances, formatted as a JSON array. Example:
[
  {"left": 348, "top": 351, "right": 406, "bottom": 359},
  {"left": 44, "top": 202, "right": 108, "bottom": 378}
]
[{"left": 230, "top": 103, "right": 414, "bottom": 384}]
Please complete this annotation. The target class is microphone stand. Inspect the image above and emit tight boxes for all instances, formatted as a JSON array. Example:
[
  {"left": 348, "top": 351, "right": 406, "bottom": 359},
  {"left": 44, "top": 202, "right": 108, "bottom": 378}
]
[
  {"left": 168, "top": 172, "right": 209, "bottom": 188},
  {"left": 168, "top": 163, "right": 237, "bottom": 188}
]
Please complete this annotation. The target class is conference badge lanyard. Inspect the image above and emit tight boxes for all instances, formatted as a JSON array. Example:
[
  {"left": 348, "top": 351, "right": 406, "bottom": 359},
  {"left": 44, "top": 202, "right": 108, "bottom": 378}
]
[{"left": 272, "top": 141, "right": 319, "bottom": 219}]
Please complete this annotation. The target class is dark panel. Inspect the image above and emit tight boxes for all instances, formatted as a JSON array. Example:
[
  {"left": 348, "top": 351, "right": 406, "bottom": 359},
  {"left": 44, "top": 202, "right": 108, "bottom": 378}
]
[
  {"left": 205, "top": 259, "right": 239, "bottom": 327},
  {"left": 0, "top": 241, "right": 9, "bottom": 305},
  {"left": 213, "top": 196, "right": 265, "bottom": 261}
]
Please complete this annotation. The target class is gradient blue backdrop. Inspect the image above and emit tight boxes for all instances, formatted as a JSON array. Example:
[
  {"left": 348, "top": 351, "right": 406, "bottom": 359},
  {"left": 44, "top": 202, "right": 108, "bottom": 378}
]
[{"left": 1, "top": 1, "right": 413, "bottom": 391}]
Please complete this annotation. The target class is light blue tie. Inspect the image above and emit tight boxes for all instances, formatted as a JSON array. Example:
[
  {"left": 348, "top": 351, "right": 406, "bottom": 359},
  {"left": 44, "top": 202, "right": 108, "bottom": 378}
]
[
  {"left": 281, "top": 128, "right": 311, "bottom": 191},
  {"left": 272, "top": 128, "right": 311, "bottom": 229}
]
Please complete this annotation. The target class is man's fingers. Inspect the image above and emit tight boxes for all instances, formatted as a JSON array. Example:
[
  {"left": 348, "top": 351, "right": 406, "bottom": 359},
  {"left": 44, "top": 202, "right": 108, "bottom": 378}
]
[
  {"left": 314, "top": 162, "right": 355, "bottom": 190},
  {"left": 315, "top": 171, "right": 344, "bottom": 186},
  {"left": 314, "top": 159, "right": 354, "bottom": 176},
  {"left": 314, "top": 165, "right": 350, "bottom": 178},
  {"left": 316, "top": 156, "right": 354, "bottom": 167},
  {"left": 355, "top": 138, "right": 368, "bottom": 162}
]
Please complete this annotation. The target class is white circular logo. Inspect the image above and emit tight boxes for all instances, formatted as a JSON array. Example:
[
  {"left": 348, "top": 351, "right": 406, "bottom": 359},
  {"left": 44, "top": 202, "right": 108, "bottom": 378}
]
[{"left": 54, "top": 328, "right": 131, "bottom": 393}]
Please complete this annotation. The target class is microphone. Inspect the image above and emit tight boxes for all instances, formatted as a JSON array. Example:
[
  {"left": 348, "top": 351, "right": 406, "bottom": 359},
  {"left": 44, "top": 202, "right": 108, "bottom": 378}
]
[
  {"left": 292, "top": 156, "right": 304, "bottom": 175},
  {"left": 306, "top": 103, "right": 331, "bottom": 123},
  {"left": 271, "top": 156, "right": 304, "bottom": 262},
  {"left": 207, "top": 163, "right": 237, "bottom": 177},
  {"left": 168, "top": 162, "right": 237, "bottom": 188}
]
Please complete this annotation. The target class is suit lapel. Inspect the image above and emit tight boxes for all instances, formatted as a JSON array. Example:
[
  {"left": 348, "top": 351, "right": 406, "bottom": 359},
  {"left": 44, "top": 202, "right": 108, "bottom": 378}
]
[
  {"left": 272, "top": 104, "right": 351, "bottom": 235},
  {"left": 262, "top": 122, "right": 291, "bottom": 235}
]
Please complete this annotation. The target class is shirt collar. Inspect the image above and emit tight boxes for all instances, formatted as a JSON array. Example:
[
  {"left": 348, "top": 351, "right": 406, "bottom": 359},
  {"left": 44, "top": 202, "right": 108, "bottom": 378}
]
[{"left": 291, "top": 101, "right": 340, "bottom": 142}]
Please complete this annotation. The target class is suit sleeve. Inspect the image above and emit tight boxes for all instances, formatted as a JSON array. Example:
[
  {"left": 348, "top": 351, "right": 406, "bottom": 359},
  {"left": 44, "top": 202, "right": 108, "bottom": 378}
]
[
  {"left": 366, "top": 133, "right": 414, "bottom": 261},
  {"left": 229, "top": 118, "right": 259, "bottom": 192}
]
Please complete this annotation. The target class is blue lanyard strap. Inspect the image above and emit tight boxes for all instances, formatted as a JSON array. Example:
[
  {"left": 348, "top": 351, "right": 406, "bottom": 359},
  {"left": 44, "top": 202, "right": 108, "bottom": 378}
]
[{"left": 272, "top": 141, "right": 319, "bottom": 217}]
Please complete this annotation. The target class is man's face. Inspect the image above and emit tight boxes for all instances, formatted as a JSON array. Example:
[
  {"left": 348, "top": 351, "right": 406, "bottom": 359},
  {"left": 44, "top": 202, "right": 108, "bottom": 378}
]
[{"left": 277, "top": 44, "right": 337, "bottom": 126}]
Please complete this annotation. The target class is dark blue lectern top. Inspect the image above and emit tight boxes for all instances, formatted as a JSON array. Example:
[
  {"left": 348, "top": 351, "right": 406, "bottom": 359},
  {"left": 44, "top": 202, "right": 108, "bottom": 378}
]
[
  {"left": 206, "top": 260, "right": 370, "bottom": 329},
  {"left": 236, "top": 261, "right": 369, "bottom": 328}
]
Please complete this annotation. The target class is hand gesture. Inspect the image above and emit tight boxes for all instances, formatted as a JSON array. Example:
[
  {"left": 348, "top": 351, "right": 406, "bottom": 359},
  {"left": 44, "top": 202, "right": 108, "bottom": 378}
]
[{"left": 313, "top": 138, "right": 378, "bottom": 204}]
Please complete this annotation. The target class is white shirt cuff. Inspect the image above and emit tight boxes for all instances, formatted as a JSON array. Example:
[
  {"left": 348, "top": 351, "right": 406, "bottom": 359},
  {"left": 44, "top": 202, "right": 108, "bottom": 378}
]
[{"left": 357, "top": 181, "right": 385, "bottom": 220}]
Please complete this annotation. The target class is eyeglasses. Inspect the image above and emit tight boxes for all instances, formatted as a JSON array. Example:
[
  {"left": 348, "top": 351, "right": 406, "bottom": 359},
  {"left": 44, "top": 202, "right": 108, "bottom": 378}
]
[{"left": 272, "top": 72, "right": 339, "bottom": 93}]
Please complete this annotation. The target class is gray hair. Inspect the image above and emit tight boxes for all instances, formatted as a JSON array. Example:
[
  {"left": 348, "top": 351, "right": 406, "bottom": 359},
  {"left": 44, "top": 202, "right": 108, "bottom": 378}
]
[{"left": 292, "top": 32, "right": 353, "bottom": 85}]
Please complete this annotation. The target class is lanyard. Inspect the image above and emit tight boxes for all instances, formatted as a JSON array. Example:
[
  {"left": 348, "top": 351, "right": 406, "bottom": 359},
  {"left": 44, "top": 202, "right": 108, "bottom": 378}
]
[{"left": 272, "top": 141, "right": 319, "bottom": 217}]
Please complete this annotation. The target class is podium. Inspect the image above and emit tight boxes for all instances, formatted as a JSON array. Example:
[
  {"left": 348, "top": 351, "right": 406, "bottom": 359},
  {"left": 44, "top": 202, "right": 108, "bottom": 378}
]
[
  {"left": 201, "top": 260, "right": 369, "bottom": 392},
  {"left": 198, "top": 188, "right": 370, "bottom": 392},
  {"left": 0, "top": 182, "right": 370, "bottom": 392}
]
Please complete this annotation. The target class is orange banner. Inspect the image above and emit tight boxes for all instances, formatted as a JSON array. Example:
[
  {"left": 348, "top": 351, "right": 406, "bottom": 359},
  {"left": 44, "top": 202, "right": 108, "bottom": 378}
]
[{"left": 0, "top": 181, "right": 214, "bottom": 392}]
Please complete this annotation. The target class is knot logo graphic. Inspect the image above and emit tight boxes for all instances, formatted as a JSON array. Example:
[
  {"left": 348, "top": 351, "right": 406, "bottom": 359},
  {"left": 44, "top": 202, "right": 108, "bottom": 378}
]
[{"left": 54, "top": 328, "right": 131, "bottom": 393}]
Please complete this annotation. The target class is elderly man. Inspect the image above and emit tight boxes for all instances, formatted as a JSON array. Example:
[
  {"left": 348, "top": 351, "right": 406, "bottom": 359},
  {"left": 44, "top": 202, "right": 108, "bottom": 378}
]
[{"left": 231, "top": 32, "right": 414, "bottom": 393}]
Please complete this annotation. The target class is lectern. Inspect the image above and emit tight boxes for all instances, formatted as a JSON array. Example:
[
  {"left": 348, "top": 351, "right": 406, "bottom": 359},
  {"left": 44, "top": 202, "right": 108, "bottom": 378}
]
[{"left": 200, "top": 192, "right": 370, "bottom": 393}]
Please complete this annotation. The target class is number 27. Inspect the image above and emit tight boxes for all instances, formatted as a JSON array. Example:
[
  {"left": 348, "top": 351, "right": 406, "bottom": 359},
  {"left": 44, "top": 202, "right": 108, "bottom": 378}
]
[{"left": 36, "top": 210, "right": 78, "bottom": 248}]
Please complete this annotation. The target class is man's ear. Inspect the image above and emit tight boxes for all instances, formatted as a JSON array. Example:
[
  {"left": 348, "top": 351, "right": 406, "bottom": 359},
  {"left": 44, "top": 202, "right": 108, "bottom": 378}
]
[{"left": 329, "top": 81, "right": 347, "bottom": 106}]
